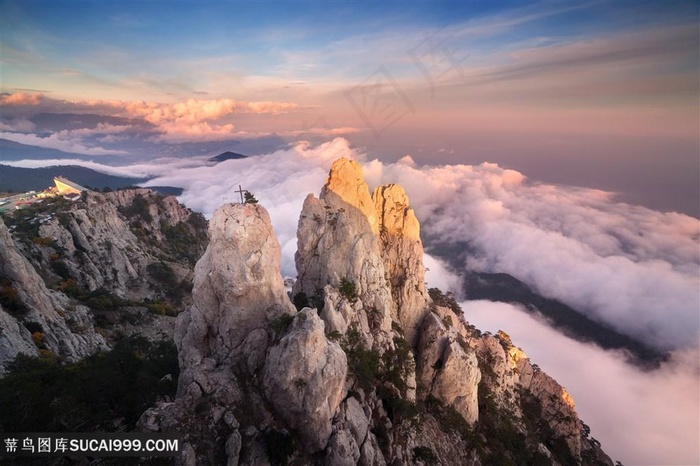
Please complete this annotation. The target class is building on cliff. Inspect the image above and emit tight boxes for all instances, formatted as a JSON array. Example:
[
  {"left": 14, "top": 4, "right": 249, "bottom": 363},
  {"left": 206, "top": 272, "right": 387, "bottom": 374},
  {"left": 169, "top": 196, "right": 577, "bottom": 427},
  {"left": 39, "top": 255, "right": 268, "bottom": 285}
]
[{"left": 53, "top": 176, "right": 87, "bottom": 196}]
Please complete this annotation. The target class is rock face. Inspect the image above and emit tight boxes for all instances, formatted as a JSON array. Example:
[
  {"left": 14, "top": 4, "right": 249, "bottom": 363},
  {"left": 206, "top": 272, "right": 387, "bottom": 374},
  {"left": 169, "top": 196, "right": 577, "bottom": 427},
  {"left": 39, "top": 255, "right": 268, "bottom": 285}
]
[
  {"left": 294, "top": 159, "right": 429, "bottom": 347},
  {"left": 416, "top": 312, "right": 481, "bottom": 425},
  {"left": 294, "top": 159, "right": 395, "bottom": 346},
  {"left": 0, "top": 218, "right": 107, "bottom": 373},
  {"left": 372, "top": 184, "right": 429, "bottom": 346},
  {"left": 0, "top": 189, "right": 207, "bottom": 374},
  {"left": 263, "top": 308, "right": 347, "bottom": 451},
  {"left": 137, "top": 159, "right": 613, "bottom": 466},
  {"left": 177, "top": 203, "right": 295, "bottom": 393}
]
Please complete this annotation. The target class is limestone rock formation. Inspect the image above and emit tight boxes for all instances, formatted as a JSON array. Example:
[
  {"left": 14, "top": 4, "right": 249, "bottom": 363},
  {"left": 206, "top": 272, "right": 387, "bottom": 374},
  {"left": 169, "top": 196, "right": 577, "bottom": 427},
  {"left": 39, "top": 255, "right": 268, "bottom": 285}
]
[
  {"left": 0, "top": 218, "right": 107, "bottom": 373},
  {"left": 177, "top": 203, "right": 295, "bottom": 393},
  {"left": 372, "top": 184, "right": 429, "bottom": 345},
  {"left": 0, "top": 162, "right": 615, "bottom": 466},
  {"left": 294, "top": 158, "right": 431, "bottom": 348},
  {"left": 0, "top": 188, "right": 207, "bottom": 374},
  {"left": 132, "top": 160, "right": 614, "bottom": 466},
  {"left": 294, "top": 161, "right": 395, "bottom": 345},
  {"left": 263, "top": 308, "right": 347, "bottom": 452}
]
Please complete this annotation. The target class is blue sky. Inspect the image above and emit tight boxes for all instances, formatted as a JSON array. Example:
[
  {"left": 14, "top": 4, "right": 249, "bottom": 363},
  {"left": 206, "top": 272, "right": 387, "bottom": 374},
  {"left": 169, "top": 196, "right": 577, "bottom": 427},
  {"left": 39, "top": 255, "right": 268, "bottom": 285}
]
[
  {"left": 3, "top": 0, "right": 697, "bottom": 99},
  {"left": 1, "top": 0, "right": 698, "bottom": 214}
]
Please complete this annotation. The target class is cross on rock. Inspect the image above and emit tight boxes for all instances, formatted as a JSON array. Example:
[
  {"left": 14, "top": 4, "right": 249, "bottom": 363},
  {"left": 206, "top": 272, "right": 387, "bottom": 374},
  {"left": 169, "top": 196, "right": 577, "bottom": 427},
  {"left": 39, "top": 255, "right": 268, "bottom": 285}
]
[{"left": 235, "top": 185, "right": 245, "bottom": 203}]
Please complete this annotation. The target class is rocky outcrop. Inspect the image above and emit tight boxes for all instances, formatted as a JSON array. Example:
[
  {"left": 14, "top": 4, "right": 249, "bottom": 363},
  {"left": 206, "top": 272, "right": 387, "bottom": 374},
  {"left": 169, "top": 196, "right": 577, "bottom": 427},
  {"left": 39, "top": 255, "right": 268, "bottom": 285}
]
[
  {"left": 263, "top": 308, "right": 347, "bottom": 451},
  {"left": 136, "top": 159, "right": 613, "bottom": 466},
  {"left": 0, "top": 188, "right": 207, "bottom": 373},
  {"left": 372, "top": 184, "right": 429, "bottom": 346},
  {"left": 294, "top": 160, "right": 394, "bottom": 346},
  {"left": 177, "top": 203, "right": 295, "bottom": 393},
  {"left": 416, "top": 312, "right": 481, "bottom": 425},
  {"left": 6, "top": 190, "right": 207, "bottom": 304},
  {"left": 0, "top": 218, "right": 106, "bottom": 373},
  {"left": 294, "top": 158, "right": 430, "bottom": 347}
]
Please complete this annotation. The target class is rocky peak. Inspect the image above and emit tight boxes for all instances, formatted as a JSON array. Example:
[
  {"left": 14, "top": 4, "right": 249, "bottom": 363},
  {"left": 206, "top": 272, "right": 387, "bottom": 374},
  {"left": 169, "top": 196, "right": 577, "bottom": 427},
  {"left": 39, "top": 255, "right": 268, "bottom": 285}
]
[
  {"left": 372, "top": 183, "right": 429, "bottom": 346},
  {"left": 135, "top": 159, "right": 613, "bottom": 466},
  {"left": 294, "top": 158, "right": 430, "bottom": 346},
  {"left": 177, "top": 203, "right": 295, "bottom": 392},
  {"left": 321, "top": 158, "right": 379, "bottom": 236}
]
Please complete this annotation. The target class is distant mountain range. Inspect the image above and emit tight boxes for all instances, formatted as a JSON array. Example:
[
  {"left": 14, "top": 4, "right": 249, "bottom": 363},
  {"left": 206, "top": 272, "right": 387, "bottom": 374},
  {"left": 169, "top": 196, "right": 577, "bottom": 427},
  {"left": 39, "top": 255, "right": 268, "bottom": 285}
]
[
  {"left": 463, "top": 271, "right": 666, "bottom": 367},
  {"left": 0, "top": 138, "right": 96, "bottom": 161},
  {"left": 208, "top": 151, "right": 247, "bottom": 163},
  {"left": 0, "top": 164, "right": 148, "bottom": 193}
]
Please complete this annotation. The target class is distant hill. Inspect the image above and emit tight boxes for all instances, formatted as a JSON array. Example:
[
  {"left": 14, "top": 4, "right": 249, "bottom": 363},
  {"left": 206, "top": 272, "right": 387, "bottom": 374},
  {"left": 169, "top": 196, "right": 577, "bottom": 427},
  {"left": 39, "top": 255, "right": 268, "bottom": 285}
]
[
  {"left": 208, "top": 151, "right": 247, "bottom": 163},
  {"left": 0, "top": 138, "right": 96, "bottom": 161},
  {"left": 463, "top": 271, "right": 666, "bottom": 366},
  {"left": 147, "top": 186, "right": 184, "bottom": 196},
  {"left": 0, "top": 164, "right": 149, "bottom": 193}
]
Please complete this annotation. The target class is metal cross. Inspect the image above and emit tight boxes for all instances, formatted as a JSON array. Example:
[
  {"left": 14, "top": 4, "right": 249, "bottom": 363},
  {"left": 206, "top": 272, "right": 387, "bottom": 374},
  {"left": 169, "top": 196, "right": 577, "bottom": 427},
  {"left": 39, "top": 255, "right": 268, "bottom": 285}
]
[{"left": 234, "top": 185, "right": 245, "bottom": 203}]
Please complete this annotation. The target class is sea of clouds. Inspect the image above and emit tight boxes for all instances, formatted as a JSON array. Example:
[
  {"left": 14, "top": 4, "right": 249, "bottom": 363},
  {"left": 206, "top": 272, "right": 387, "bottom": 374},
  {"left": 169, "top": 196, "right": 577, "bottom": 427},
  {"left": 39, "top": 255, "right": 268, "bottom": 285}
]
[{"left": 5, "top": 137, "right": 699, "bottom": 464}]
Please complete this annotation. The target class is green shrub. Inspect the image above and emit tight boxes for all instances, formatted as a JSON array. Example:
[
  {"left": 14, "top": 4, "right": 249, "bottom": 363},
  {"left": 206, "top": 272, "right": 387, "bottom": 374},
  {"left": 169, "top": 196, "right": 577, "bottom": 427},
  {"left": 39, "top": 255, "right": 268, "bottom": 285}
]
[
  {"left": 349, "top": 347, "right": 381, "bottom": 391},
  {"left": 119, "top": 194, "right": 152, "bottom": 222},
  {"left": 243, "top": 191, "right": 259, "bottom": 204},
  {"left": 339, "top": 278, "right": 358, "bottom": 302},
  {"left": 0, "top": 337, "right": 178, "bottom": 432},
  {"left": 270, "top": 314, "right": 294, "bottom": 338},
  {"left": 146, "top": 301, "right": 177, "bottom": 316},
  {"left": 376, "top": 385, "right": 420, "bottom": 428},
  {"left": 428, "top": 287, "right": 463, "bottom": 316},
  {"left": 292, "top": 292, "right": 310, "bottom": 311},
  {"left": 0, "top": 277, "right": 29, "bottom": 317}
]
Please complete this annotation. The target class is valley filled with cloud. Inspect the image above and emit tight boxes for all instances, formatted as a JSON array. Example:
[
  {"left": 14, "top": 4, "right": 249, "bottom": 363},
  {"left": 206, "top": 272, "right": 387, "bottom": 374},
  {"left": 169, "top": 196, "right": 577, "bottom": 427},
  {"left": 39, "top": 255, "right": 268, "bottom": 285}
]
[{"left": 4, "top": 138, "right": 697, "bottom": 463}]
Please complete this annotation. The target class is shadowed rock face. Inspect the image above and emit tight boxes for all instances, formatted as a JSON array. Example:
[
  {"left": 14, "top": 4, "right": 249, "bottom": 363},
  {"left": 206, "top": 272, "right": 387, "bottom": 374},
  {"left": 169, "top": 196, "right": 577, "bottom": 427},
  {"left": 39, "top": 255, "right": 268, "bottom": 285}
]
[
  {"left": 263, "top": 308, "right": 347, "bottom": 451},
  {"left": 373, "top": 183, "right": 429, "bottom": 346}
]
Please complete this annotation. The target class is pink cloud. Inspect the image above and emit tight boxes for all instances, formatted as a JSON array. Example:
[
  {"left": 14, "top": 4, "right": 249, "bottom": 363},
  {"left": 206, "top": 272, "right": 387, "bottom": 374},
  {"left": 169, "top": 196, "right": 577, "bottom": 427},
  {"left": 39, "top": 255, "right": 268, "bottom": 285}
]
[{"left": 0, "top": 92, "right": 45, "bottom": 105}]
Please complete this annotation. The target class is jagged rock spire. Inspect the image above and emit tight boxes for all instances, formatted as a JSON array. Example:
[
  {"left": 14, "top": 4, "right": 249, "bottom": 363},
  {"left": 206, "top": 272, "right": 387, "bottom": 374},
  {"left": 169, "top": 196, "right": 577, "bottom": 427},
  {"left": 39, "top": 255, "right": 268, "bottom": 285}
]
[{"left": 176, "top": 203, "right": 295, "bottom": 393}]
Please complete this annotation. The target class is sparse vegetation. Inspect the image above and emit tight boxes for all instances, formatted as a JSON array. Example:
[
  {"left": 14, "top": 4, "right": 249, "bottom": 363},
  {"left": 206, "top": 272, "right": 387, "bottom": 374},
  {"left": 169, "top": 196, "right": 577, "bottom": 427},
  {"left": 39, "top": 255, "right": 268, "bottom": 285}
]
[
  {"left": 269, "top": 314, "right": 295, "bottom": 338},
  {"left": 243, "top": 191, "right": 259, "bottom": 204},
  {"left": 428, "top": 287, "right": 463, "bottom": 317},
  {"left": 118, "top": 193, "right": 153, "bottom": 222},
  {"left": 0, "top": 277, "right": 29, "bottom": 317},
  {"left": 339, "top": 278, "right": 358, "bottom": 302},
  {"left": 413, "top": 446, "right": 438, "bottom": 464},
  {"left": 0, "top": 337, "right": 178, "bottom": 432},
  {"left": 292, "top": 291, "right": 310, "bottom": 311}
]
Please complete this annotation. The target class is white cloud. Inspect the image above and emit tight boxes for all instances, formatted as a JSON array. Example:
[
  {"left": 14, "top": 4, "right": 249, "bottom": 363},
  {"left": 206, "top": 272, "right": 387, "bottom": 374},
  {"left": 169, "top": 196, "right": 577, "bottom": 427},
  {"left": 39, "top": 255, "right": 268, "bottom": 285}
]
[
  {"left": 464, "top": 300, "right": 700, "bottom": 466},
  {"left": 0, "top": 131, "right": 128, "bottom": 156},
  {"left": 0, "top": 118, "right": 36, "bottom": 132},
  {"left": 424, "top": 254, "right": 462, "bottom": 294},
  {"left": 368, "top": 160, "right": 699, "bottom": 351},
  {"left": 17, "top": 137, "right": 697, "bottom": 351},
  {"left": 7, "top": 138, "right": 700, "bottom": 463}
]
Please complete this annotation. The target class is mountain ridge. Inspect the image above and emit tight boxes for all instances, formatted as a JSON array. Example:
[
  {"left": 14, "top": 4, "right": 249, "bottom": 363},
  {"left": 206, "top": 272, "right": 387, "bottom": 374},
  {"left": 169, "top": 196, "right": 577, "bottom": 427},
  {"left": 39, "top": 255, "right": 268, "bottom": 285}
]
[{"left": 0, "top": 161, "right": 616, "bottom": 465}]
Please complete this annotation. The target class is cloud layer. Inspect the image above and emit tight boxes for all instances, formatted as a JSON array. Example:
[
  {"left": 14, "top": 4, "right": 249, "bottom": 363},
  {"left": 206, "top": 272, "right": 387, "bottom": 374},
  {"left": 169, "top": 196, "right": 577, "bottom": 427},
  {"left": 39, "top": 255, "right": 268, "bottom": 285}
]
[
  {"left": 0, "top": 95, "right": 304, "bottom": 152},
  {"left": 465, "top": 300, "right": 699, "bottom": 466},
  {"left": 8, "top": 137, "right": 697, "bottom": 351},
  {"left": 5, "top": 137, "right": 699, "bottom": 463}
]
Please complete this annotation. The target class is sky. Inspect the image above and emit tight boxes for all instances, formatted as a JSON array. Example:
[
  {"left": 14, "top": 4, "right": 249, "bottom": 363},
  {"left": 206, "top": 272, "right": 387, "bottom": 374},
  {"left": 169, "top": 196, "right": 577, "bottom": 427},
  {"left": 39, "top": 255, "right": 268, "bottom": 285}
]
[
  {"left": 1, "top": 0, "right": 699, "bottom": 214},
  {"left": 1, "top": 1, "right": 699, "bottom": 463}
]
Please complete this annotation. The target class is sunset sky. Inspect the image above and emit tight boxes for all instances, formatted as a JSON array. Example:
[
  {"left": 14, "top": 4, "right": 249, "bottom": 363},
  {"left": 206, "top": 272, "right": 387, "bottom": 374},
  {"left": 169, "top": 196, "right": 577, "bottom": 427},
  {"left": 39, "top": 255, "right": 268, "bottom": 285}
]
[
  {"left": 2, "top": 0, "right": 699, "bottom": 214},
  {"left": 1, "top": 2, "right": 699, "bottom": 463}
]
